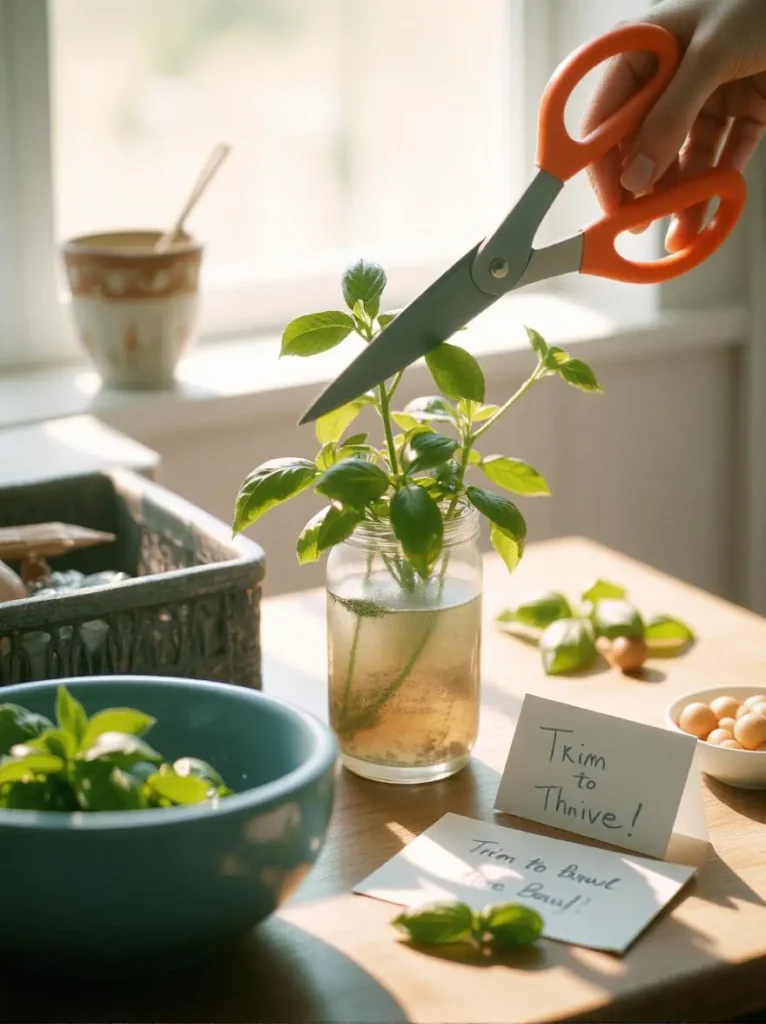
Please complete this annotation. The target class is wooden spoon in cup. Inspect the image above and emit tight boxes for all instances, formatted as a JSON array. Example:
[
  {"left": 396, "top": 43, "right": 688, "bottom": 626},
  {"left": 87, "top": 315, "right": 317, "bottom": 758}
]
[{"left": 155, "top": 142, "right": 231, "bottom": 253}]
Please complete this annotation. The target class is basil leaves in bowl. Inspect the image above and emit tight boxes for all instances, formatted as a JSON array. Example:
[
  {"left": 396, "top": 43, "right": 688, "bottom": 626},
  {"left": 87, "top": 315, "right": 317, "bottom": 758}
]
[{"left": 0, "top": 675, "right": 337, "bottom": 975}]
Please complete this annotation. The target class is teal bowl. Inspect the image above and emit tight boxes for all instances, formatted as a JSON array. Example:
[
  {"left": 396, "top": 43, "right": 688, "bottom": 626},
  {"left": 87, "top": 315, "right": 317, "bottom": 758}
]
[{"left": 0, "top": 675, "right": 337, "bottom": 975}]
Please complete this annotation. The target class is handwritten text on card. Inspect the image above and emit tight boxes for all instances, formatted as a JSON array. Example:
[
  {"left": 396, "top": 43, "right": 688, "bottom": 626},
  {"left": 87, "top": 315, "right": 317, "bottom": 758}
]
[{"left": 494, "top": 695, "right": 703, "bottom": 858}]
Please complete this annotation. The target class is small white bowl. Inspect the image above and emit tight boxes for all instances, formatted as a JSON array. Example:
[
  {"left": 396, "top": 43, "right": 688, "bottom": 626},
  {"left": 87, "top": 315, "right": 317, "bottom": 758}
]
[{"left": 665, "top": 686, "right": 766, "bottom": 790}]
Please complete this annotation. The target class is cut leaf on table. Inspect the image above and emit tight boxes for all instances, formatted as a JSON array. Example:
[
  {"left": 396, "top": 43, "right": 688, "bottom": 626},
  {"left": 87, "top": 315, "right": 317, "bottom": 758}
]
[{"left": 540, "top": 617, "right": 597, "bottom": 675}]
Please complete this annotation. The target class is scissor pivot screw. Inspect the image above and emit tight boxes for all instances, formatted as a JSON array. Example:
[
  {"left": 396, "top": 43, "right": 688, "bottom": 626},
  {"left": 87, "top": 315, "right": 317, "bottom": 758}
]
[{"left": 489, "top": 258, "right": 508, "bottom": 279}]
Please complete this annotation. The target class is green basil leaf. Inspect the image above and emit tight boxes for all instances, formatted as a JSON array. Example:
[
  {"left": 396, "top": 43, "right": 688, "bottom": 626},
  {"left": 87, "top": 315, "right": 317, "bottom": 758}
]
[
  {"left": 435, "top": 460, "right": 462, "bottom": 494},
  {"left": 592, "top": 599, "right": 645, "bottom": 640},
  {"left": 558, "top": 357, "right": 602, "bottom": 393},
  {"left": 526, "top": 326, "right": 548, "bottom": 359},
  {"left": 82, "top": 731, "right": 163, "bottom": 767},
  {"left": 480, "top": 456, "right": 550, "bottom": 497},
  {"left": 280, "top": 311, "right": 355, "bottom": 357},
  {"left": 36, "top": 773, "right": 79, "bottom": 811},
  {"left": 315, "top": 399, "right": 365, "bottom": 445},
  {"left": 377, "top": 310, "right": 400, "bottom": 329},
  {"left": 73, "top": 761, "right": 147, "bottom": 811},
  {"left": 316, "top": 442, "right": 338, "bottom": 471},
  {"left": 645, "top": 614, "right": 694, "bottom": 643},
  {"left": 343, "top": 432, "right": 368, "bottom": 447},
  {"left": 540, "top": 617, "right": 597, "bottom": 675},
  {"left": 489, "top": 523, "right": 524, "bottom": 574},
  {"left": 352, "top": 299, "right": 370, "bottom": 332},
  {"left": 342, "top": 259, "right": 386, "bottom": 318},
  {"left": 82, "top": 709, "right": 156, "bottom": 748},
  {"left": 543, "top": 346, "right": 569, "bottom": 369},
  {"left": 481, "top": 904, "right": 543, "bottom": 948},
  {"left": 234, "top": 457, "right": 319, "bottom": 533},
  {"left": 465, "top": 487, "right": 526, "bottom": 537},
  {"left": 296, "top": 504, "right": 363, "bottom": 564},
  {"left": 581, "top": 579, "right": 626, "bottom": 604},
  {"left": 23, "top": 727, "right": 75, "bottom": 760},
  {"left": 316, "top": 460, "right": 390, "bottom": 509},
  {"left": 391, "top": 412, "right": 421, "bottom": 432},
  {"left": 147, "top": 768, "right": 213, "bottom": 806},
  {"left": 0, "top": 705, "right": 53, "bottom": 756},
  {"left": 317, "top": 440, "right": 375, "bottom": 472},
  {"left": 0, "top": 753, "right": 65, "bottom": 783},
  {"left": 404, "top": 432, "right": 458, "bottom": 475},
  {"left": 390, "top": 485, "right": 443, "bottom": 579},
  {"left": 56, "top": 687, "right": 88, "bottom": 746},
  {"left": 466, "top": 486, "right": 526, "bottom": 572},
  {"left": 5, "top": 780, "right": 55, "bottom": 811},
  {"left": 543, "top": 347, "right": 602, "bottom": 393},
  {"left": 498, "top": 592, "right": 572, "bottom": 629},
  {"left": 425, "top": 342, "right": 485, "bottom": 403},
  {"left": 459, "top": 400, "right": 498, "bottom": 422},
  {"left": 393, "top": 901, "right": 474, "bottom": 945},
  {"left": 173, "top": 757, "right": 225, "bottom": 789},
  {"left": 402, "top": 395, "right": 458, "bottom": 424}
]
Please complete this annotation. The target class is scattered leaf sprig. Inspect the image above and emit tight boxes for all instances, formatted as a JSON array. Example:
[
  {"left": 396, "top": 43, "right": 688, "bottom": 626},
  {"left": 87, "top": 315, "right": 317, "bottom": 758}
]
[
  {"left": 0, "top": 687, "right": 233, "bottom": 812},
  {"left": 393, "top": 900, "right": 544, "bottom": 955},
  {"left": 497, "top": 578, "right": 694, "bottom": 675}
]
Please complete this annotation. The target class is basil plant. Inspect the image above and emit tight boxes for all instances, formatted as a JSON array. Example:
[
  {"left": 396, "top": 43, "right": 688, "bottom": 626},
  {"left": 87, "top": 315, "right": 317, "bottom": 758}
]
[{"left": 233, "top": 259, "right": 601, "bottom": 578}]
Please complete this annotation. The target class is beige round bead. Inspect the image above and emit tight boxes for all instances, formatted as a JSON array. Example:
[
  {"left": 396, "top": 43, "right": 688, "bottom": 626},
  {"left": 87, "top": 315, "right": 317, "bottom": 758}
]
[
  {"left": 706, "top": 728, "right": 734, "bottom": 746},
  {"left": 717, "top": 716, "right": 737, "bottom": 733},
  {"left": 710, "top": 696, "right": 741, "bottom": 721},
  {"left": 720, "top": 739, "right": 744, "bottom": 750},
  {"left": 733, "top": 713, "right": 766, "bottom": 751},
  {"left": 743, "top": 694, "right": 766, "bottom": 710},
  {"left": 678, "top": 703, "right": 718, "bottom": 739}
]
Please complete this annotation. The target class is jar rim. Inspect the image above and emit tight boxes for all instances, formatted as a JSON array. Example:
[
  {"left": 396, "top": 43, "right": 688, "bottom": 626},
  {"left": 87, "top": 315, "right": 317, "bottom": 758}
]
[{"left": 345, "top": 500, "right": 479, "bottom": 551}]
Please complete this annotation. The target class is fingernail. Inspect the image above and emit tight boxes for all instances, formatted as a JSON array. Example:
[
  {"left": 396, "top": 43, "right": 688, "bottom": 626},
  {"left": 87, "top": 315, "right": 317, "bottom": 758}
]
[
  {"left": 665, "top": 217, "right": 682, "bottom": 253},
  {"left": 621, "top": 153, "right": 656, "bottom": 194}
]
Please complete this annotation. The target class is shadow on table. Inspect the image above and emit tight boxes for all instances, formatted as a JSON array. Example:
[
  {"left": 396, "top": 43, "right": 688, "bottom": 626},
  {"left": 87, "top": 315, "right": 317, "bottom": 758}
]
[
  {"left": 0, "top": 921, "right": 407, "bottom": 1024},
  {"left": 705, "top": 776, "right": 766, "bottom": 826}
]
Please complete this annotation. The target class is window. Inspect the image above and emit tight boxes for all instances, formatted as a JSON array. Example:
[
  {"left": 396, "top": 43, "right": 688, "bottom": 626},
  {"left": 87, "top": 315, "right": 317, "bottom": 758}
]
[
  {"left": 48, "top": 0, "right": 519, "bottom": 339},
  {"left": 0, "top": 0, "right": 699, "bottom": 371}
]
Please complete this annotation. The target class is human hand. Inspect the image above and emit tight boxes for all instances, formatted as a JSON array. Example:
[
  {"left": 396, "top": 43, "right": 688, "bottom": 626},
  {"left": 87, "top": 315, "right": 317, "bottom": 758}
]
[{"left": 582, "top": 0, "right": 766, "bottom": 252}]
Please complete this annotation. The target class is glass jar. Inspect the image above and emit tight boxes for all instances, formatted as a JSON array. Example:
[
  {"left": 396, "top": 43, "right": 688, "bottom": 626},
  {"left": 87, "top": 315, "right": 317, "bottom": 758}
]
[{"left": 326, "top": 504, "right": 482, "bottom": 785}]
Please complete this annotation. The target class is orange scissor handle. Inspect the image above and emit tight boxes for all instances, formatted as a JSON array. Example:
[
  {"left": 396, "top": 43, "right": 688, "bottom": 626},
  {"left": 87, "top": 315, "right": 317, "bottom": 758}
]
[
  {"left": 537, "top": 24, "right": 680, "bottom": 183},
  {"left": 580, "top": 167, "right": 746, "bottom": 284}
]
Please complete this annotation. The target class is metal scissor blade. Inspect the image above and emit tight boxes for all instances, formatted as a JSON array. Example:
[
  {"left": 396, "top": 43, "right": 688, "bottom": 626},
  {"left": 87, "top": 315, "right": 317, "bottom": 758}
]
[
  {"left": 510, "top": 233, "right": 584, "bottom": 290},
  {"left": 299, "top": 243, "right": 495, "bottom": 424}
]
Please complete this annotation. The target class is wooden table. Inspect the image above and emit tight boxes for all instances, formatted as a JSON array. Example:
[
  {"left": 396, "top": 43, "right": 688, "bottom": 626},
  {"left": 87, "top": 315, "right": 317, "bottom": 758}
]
[{"left": 3, "top": 538, "right": 766, "bottom": 1023}]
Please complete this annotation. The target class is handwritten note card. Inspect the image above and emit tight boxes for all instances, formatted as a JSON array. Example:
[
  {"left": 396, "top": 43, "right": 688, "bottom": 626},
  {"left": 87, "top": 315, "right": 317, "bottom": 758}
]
[
  {"left": 495, "top": 695, "right": 706, "bottom": 859},
  {"left": 355, "top": 812, "right": 695, "bottom": 953}
]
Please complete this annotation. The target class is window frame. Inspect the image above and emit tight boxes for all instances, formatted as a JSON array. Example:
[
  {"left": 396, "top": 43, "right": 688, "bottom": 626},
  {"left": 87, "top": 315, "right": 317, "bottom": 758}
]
[{"left": 0, "top": 0, "right": 70, "bottom": 369}]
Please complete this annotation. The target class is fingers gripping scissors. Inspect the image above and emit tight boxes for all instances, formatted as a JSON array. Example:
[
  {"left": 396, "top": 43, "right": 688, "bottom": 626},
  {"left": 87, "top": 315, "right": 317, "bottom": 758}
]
[{"left": 300, "top": 24, "right": 746, "bottom": 424}]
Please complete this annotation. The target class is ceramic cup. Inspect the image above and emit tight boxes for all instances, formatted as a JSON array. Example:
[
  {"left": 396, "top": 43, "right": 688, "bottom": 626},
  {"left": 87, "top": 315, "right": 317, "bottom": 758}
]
[{"left": 61, "top": 229, "right": 203, "bottom": 390}]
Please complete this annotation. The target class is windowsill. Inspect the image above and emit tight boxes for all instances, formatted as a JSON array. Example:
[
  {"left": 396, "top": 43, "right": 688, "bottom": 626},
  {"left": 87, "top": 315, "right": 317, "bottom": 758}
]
[{"left": 0, "top": 291, "right": 748, "bottom": 441}]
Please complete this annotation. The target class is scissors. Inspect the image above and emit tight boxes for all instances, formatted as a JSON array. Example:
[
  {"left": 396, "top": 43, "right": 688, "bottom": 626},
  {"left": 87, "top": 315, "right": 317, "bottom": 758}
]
[{"left": 300, "top": 23, "right": 747, "bottom": 425}]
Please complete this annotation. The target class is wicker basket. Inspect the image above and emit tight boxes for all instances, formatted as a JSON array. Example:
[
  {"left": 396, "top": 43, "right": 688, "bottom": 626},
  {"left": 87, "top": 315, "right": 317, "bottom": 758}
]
[{"left": 0, "top": 470, "right": 265, "bottom": 688}]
